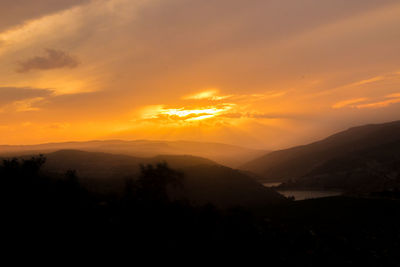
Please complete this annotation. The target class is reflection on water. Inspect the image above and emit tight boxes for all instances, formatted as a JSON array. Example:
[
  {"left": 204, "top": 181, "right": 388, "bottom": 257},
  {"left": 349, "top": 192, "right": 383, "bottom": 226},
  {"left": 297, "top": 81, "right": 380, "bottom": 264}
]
[
  {"left": 277, "top": 190, "right": 342, "bottom": 201},
  {"left": 262, "top": 182, "right": 282, "bottom": 187},
  {"left": 262, "top": 183, "right": 342, "bottom": 200}
]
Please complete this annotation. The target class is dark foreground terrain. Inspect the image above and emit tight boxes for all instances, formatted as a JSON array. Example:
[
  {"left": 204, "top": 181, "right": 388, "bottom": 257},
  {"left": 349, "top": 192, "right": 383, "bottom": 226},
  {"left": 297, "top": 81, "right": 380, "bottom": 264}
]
[{"left": 2, "top": 156, "right": 400, "bottom": 265}]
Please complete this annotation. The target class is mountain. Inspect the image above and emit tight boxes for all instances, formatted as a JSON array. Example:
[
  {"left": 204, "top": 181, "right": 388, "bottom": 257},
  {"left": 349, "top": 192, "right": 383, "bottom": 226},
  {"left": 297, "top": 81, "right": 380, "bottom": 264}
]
[
  {"left": 20, "top": 150, "right": 285, "bottom": 208},
  {"left": 241, "top": 120, "right": 400, "bottom": 192},
  {"left": 0, "top": 140, "right": 267, "bottom": 168},
  {"left": 174, "top": 164, "right": 286, "bottom": 208},
  {"left": 42, "top": 149, "right": 216, "bottom": 179}
]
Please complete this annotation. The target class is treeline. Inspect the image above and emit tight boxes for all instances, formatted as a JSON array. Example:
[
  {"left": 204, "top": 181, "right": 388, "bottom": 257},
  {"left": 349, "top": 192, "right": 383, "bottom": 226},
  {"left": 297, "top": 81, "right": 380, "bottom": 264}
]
[
  {"left": 1, "top": 156, "right": 400, "bottom": 265},
  {"left": 0, "top": 156, "right": 265, "bottom": 255}
]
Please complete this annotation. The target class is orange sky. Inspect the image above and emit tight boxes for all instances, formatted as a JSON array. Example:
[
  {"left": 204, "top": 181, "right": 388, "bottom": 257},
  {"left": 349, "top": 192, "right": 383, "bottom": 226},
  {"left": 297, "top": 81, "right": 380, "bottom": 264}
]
[{"left": 1, "top": 0, "right": 400, "bottom": 149}]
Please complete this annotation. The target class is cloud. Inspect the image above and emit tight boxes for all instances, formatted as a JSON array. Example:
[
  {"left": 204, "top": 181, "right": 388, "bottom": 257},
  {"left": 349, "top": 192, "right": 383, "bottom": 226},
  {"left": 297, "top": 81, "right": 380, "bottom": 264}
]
[
  {"left": 1, "top": 0, "right": 400, "bottom": 147},
  {"left": 183, "top": 89, "right": 233, "bottom": 101},
  {"left": 16, "top": 49, "right": 79, "bottom": 73},
  {"left": 356, "top": 97, "right": 400, "bottom": 109},
  {"left": 141, "top": 104, "right": 235, "bottom": 123},
  {"left": 386, "top": 93, "right": 400, "bottom": 98},
  {"left": 13, "top": 97, "right": 45, "bottom": 112},
  {"left": 182, "top": 89, "right": 286, "bottom": 103},
  {"left": 0, "top": 87, "right": 53, "bottom": 106},
  {"left": 139, "top": 89, "right": 292, "bottom": 125},
  {"left": 0, "top": 0, "right": 90, "bottom": 32},
  {"left": 349, "top": 76, "right": 386, "bottom": 87},
  {"left": 323, "top": 71, "right": 400, "bottom": 98},
  {"left": 333, "top": 93, "right": 400, "bottom": 110},
  {"left": 220, "top": 112, "right": 286, "bottom": 119},
  {"left": 332, "top": 98, "right": 369, "bottom": 109}
]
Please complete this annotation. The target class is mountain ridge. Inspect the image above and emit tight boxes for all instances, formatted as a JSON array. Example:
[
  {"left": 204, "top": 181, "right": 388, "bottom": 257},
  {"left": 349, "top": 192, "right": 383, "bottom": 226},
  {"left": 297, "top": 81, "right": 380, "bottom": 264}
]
[
  {"left": 241, "top": 120, "right": 400, "bottom": 193},
  {"left": 3, "top": 149, "right": 286, "bottom": 208},
  {"left": 0, "top": 139, "right": 268, "bottom": 168}
]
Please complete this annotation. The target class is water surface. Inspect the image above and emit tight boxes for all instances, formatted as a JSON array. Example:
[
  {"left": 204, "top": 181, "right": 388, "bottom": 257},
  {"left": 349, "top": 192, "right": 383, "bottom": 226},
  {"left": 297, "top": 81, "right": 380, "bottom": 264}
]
[
  {"left": 262, "top": 182, "right": 282, "bottom": 187},
  {"left": 276, "top": 190, "right": 342, "bottom": 201}
]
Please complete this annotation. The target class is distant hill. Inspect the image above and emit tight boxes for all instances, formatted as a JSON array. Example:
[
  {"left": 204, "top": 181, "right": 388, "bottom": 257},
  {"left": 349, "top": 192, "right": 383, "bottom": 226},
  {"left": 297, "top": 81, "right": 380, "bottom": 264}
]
[
  {"left": 12, "top": 150, "right": 285, "bottom": 208},
  {"left": 175, "top": 164, "right": 286, "bottom": 208},
  {"left": 241, "top": 120, "right": 400, "bottom": 193},
  {"left": 0, "top": 140, "right": 267, "bottom": 168},
  {"left": 42, "top": 150, "right": 216, "bottom": 179}
]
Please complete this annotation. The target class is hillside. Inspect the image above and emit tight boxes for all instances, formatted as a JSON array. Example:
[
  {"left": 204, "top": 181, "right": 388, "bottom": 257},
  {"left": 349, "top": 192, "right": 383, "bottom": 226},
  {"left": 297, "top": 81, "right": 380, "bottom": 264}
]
[
  {"left": 42, "top": 149, "right": 216, "bottom": 179},
  {"left": 3, "top": 154, "right": 400, "bottom": 264},
  {"left": 0, "top": 140, "right": 267, "bottom": 168},
  {"left": 175, "top": 165, "right": 286, "bottom": 208},
  {"left": 241, "top": 120, "right": 400, "bottom": 192},
  {"left": 16, "top": 150, "right": 286, "bottom": 208}
]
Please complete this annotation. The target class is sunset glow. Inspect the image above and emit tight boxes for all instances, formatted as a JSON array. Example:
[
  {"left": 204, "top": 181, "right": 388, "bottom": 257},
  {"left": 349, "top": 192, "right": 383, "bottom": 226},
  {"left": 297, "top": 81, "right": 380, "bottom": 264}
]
[
  {"left": 3, "top": 1, "right": 400, "bottom": 260},
  {"left": 156, "top": 106, "right": 230, "bottom": 121},
  {"left": 0, "top": 0, "right": 399, "bottom": 149}
]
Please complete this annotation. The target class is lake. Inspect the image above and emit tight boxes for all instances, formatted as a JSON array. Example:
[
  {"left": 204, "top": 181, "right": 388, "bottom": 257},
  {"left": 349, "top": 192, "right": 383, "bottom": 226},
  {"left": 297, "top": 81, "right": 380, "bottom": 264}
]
[
  {"left": 276, "top": 190, "right": 342, "bottom": 201},
  {"left": 262, "top": 182, "right": 282, "bottom": 187},
  {"left": 263, "top": 183, "right": 342, "bottom": 201}
]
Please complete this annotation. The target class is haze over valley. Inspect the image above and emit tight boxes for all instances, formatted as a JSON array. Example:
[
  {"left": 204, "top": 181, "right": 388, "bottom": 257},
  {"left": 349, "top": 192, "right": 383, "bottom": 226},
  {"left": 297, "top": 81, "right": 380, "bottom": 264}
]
[{"left": 1, "top": 0, "right": 400, "bottom": 264}]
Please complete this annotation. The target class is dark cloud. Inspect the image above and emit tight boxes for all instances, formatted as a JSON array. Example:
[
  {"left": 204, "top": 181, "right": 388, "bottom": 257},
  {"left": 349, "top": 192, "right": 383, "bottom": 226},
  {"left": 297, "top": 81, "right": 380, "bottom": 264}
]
[
  {"left": 16, "top": 49, "right": 79, "bottom": 73},
  {"left": 0, "top": 87, "right": 53, "bottom": 106},
  {"left": 0, "top": 0, "right": 90, "bottom": 32}
]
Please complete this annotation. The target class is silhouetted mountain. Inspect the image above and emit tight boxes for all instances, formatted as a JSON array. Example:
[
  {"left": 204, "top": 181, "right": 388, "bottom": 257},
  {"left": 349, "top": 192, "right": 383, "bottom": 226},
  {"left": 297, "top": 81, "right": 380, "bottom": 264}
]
[
  {"left": 0, "top": 139, "right": 267, "bottom": 167},
  {"left": 42, "top": 149, "right": 216, "bottom": 179},
  {"left": 30, "top": 150, "right": 285, "bottom": 208},
  {"left": 241, "top": 120, "right": 400, "bottom": 193},
  {"left": 3, "top": 152, "right": 400, "bottom": 265},
  {"left": 173, "top": 165, "right": 286, "bottom": 208}
]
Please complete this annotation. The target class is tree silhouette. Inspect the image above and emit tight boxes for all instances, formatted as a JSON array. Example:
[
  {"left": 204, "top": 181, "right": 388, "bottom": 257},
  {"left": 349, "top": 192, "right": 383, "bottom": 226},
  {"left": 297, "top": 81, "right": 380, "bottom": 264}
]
[{"left": 136, "top": 162, "right": 183, "bottom": 203}]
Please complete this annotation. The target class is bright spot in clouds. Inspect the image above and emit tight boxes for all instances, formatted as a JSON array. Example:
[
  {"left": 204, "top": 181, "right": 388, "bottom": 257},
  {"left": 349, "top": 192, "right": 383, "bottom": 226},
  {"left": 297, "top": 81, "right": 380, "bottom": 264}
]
[
  {"left": 1, "top": 0, "right": 400, "bottom": 148},
  {"left": 142, "top": 93, "right": 236, "bottom": 122}
]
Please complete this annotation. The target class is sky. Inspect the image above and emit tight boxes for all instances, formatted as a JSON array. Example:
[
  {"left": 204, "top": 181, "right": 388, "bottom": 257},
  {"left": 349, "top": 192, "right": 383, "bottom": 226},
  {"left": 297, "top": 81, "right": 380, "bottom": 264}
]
[{"left": 0, "top": 0, "right": 400, "bottom": 149}]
